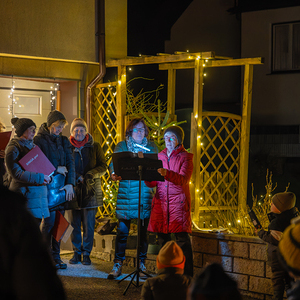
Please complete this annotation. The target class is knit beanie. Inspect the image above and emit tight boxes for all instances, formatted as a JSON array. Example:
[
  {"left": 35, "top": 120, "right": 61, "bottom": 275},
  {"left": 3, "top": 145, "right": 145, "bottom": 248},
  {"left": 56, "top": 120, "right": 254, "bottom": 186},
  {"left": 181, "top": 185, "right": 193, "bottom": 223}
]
[
  {"left": 70, "top": 118, "right": 88, "bottom": 134},
  {"left": 164, "top": 125, "right": 184, "bottom": 144},
  {"left": 278, "top": 216, "right": 300, "bottom": 276},
  {"left": 190, "top": 263, "right": 241, "bottom": 299},
  {"left": 271, "top": 192, "right": 296, "bottom": 212},
  {"left": 47, "top": 110, "right": 66, "bottom": 127},
  {"left": 156, "top": 241, "right": 185, "bottom": 271},
  {"left": 11, "top": 117, "right": 36, "bottom": 137}
]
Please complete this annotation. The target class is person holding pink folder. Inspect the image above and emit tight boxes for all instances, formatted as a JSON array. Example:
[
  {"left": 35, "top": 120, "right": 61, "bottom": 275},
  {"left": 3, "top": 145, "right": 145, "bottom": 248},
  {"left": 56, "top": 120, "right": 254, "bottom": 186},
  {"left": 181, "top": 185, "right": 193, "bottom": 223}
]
[{"left": 5, "top": 117, "right": 51, "bottom": 224}]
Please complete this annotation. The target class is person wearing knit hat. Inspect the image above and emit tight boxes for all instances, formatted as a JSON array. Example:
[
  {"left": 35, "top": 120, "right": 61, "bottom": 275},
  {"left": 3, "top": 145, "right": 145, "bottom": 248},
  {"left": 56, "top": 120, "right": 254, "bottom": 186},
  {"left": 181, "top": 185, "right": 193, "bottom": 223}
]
[
  {"left": 47, "top": 110, "right": 67, "bottom": 128},
  {"left": 34, "top": 110, "right": 75, "bottom": 270},
  {"left": 257, "top": 192, "right": 299, "bottom": 300},
  {"left": 147, "top": 124, "right": 194, "bottom": 277},
  {"left": 5, "top": 117, "right": 51, "bottom": 224},
  {"left": 163, "top": 125, "right": 184, "bottom": 145},
  {"left": 187, "top": 263, "right": 242, "bottom": 300},
  {"left": 11, "top": 117, "right": 36, "bottom": 138},
  {"left": 70, "top": 118, "right": 88, "bottom": 134},
  {"left": 141, "top": 241, "right": 191, "bottom": 300},
  {"left": 68, "top": 117, "right": 107, "bottom": 266},
  {"left": 278, "top": 217, "right": 300, "bottom": 299}
]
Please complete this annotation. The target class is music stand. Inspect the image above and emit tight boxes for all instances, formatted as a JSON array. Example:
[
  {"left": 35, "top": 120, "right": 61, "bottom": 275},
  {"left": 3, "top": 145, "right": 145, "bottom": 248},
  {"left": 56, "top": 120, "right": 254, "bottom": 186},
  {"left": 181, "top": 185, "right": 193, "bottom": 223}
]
[{"left": 112, "top": 151, "right": 164, "bottom": 295}]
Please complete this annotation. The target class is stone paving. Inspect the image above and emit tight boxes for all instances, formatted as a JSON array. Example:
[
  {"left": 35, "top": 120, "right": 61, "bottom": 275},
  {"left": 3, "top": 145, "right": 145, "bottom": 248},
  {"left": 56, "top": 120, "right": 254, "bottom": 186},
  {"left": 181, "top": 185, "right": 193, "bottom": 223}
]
[{"left": 58, "top": 252, "right": 152, "bottom": 300}]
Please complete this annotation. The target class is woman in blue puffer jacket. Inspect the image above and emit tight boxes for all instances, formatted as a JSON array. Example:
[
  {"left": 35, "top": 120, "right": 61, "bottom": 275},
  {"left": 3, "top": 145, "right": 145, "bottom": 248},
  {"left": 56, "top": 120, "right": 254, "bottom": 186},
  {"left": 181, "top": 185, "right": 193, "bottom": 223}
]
[{"left": 107, "top": 118, "right": 158, "bottom": 280}]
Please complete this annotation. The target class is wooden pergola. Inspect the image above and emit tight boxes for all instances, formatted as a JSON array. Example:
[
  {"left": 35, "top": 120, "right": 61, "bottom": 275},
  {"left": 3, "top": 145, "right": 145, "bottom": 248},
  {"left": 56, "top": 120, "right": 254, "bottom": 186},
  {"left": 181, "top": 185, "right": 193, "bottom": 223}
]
[{"left": 94, "top": 52, "right": 263, "bottom": 222}]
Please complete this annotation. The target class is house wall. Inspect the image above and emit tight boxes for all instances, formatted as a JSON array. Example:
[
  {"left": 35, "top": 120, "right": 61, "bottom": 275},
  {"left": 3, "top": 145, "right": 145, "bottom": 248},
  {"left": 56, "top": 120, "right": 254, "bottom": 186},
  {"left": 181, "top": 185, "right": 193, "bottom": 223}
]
[
  {"left": 0, "top": 0, "right": 127, "bottom": 62},
  {"left": 242, "top": 6, "right": 300, "bottom": 126},
  {"left": 165, "top": 0, "right": 241, "bottom": 112}
]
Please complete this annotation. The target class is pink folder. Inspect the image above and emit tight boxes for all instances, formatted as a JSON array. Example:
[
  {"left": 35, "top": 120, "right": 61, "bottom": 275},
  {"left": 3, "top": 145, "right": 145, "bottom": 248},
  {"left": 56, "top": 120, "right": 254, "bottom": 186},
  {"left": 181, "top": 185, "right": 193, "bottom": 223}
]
[
  {"left": 0, "top": 131, "right": 12, "bottom": 150},
  {"left": 18, "top": 145, "right": 56, "bottom": 176}
]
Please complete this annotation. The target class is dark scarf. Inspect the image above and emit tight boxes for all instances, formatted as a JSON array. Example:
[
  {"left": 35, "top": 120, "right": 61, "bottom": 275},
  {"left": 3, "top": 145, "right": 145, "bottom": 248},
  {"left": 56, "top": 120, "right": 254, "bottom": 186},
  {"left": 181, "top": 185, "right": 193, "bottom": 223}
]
[{"left": 70, "top": 134, "right": 89, "bottom": 148}]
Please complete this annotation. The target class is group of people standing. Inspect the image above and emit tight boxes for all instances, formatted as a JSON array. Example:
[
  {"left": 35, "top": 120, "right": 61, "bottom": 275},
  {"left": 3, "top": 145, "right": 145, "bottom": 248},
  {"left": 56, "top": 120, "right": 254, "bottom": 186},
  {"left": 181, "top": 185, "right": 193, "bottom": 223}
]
[
  {"left": 2, "top": 110, "right": 107, "bottom": 270},
  {"left": 1, "top": 112, "right": 194, "bottom": 280}
]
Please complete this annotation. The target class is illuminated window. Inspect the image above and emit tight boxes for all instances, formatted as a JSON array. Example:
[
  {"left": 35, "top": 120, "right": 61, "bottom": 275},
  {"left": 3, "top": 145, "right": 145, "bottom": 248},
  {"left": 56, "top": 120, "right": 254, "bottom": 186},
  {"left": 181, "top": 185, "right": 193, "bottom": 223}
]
[{"left": 13, "top": 95, "right": 42, "bottom": 115}]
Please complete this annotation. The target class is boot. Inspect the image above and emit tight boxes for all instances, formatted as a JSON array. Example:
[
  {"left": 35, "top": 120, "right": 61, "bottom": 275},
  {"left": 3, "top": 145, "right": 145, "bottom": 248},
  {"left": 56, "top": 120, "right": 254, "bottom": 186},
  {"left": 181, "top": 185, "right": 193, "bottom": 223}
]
[
  {"left": 69, "top": 253, "right": 81, "bottom": 264},
  {"left": 107, "top": 260, "right": 123, "bottom": 279},
  {"left": 139, "top": 260, "right": 148, "bottom": 280}
]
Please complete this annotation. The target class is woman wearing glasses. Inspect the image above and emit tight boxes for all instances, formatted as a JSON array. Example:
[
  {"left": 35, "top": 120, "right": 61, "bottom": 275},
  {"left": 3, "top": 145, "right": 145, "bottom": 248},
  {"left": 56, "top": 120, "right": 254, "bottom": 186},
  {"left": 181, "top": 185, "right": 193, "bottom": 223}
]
[
  {"left": 147, "top": 126, "right": 194, "bottom": 277},
  {"left": 108, "top": 118, "right": 158, "bottom": 279}
]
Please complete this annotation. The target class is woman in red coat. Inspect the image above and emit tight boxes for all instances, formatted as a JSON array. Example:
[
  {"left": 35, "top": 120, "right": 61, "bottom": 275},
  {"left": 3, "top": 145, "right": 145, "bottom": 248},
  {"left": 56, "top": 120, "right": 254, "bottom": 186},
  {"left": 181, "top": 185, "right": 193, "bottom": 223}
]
[{"left": 147, "top": 126, "right": 194, "bottom": 276}]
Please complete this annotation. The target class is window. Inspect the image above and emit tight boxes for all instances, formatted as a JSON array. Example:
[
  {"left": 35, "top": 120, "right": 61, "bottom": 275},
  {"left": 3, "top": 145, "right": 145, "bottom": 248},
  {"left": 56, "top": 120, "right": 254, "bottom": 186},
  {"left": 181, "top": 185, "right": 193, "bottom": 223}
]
[
  {"left": 13, "top": 95, "right": 42, "bottom": 115},
  {"left": 272, "top": 21, "right": 300, "bottom": 72}
]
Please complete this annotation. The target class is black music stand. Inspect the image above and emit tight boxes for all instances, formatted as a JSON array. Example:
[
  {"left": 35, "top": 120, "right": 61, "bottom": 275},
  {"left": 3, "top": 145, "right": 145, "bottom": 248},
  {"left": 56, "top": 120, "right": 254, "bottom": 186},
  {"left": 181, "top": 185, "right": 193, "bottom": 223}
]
[{"left": 112, "top": 151, "right": 164, "bottom": 295}]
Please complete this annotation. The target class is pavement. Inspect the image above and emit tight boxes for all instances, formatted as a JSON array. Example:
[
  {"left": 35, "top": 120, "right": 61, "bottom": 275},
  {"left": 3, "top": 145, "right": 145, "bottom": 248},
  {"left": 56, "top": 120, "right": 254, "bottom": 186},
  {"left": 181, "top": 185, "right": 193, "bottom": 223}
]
[{"left": 58, "top": 252, "right": 153, "bottom": 300}]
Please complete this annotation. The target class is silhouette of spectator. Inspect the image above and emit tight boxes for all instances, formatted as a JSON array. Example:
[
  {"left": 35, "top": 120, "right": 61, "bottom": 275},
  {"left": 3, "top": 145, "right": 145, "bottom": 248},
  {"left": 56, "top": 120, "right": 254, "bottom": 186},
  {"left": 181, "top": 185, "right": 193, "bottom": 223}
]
[
  {"left": 0, "top": 185, "right": 66, "bottom": 299},
  {"left": 141, "top": 240, "right": 192, "bottom": 300},
  {"left": 187, "top": 263, "right": 242, "bottom": 300},
  {"left": 278, "top": 216, "right": 300, "bottom": 299}
]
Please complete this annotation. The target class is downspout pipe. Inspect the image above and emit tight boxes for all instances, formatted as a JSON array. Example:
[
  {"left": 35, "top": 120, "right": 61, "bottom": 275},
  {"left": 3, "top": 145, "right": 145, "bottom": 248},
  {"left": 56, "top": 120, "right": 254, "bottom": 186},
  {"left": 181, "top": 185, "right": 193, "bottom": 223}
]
[{"left": 86, "top": 0, "right": 106, "bottom": 132}]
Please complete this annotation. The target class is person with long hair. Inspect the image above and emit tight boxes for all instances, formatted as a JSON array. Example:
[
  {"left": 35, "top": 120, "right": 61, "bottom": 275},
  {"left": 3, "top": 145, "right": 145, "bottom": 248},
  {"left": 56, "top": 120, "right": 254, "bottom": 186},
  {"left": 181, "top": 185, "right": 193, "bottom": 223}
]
[{"left": 107, "top": 118, "right": 158, "bottom": 279}]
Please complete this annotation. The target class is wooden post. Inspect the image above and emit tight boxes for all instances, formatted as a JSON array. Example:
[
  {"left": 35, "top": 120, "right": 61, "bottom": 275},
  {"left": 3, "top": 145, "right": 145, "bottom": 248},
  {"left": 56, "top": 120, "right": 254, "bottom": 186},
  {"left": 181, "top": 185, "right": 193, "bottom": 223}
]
[
  {"left": 239, "top": 64, "right": 253, "bottom": 211},
  {"left": 56, "top": 90, "right": 61, "bottom": 111},
  {"left": 116, "top": 65, "right": 126, "bottom": 142},
  {"left": 167, "top": 67, "right": 176, "bottom": 115},
  {"left": 191, "top": 58, "right": 204, "bottom": 222}
]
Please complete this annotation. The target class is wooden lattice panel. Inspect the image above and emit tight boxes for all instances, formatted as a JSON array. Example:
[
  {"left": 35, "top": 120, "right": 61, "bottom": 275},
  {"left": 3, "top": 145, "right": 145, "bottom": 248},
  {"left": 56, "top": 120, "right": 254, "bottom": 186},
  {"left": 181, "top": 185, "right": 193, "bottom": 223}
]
[
  {"left": 92, "top": 82, "right": 118, "bottom": 218},
  {"left": 198, "top": 112, "right": 241, "bottom": 210}
]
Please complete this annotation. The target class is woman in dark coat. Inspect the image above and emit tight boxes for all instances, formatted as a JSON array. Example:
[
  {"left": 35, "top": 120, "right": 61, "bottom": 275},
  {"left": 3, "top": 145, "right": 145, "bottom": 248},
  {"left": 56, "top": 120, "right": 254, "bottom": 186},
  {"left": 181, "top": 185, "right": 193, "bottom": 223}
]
[
  {"left": 107, "top": 118, "right": 158, "bottom": 279},
  {"left": 147, "top": 126, "right": 194, "bottom": 277},
  {"left": 5, "top": 117, "right": 51, "bottom": 223},
  {"left": 68, "top": 118, "right": 107, "bottom": 266},
  {"left": 34, "top": 110, "right": 75, "bottom": 269}
]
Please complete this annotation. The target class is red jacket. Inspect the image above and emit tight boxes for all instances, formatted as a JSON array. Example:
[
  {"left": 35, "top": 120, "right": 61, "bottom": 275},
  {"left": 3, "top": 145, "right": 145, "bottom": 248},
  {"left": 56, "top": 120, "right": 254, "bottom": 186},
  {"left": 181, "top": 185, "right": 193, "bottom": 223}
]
[{"left": 147, "top": 145, "right": 193, "bottom": 233}]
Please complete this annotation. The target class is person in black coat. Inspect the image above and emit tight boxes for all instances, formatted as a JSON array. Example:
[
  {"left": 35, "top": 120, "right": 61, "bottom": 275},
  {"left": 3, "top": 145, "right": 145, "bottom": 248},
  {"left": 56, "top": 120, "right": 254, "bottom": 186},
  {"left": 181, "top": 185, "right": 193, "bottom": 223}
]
[
  {"left": 34, "top": 110, "right": 75, "bottom": 269},
  {"left": 257, "top": 192, "right": 299, "bottom": 300},
  {"left": 0, "top": 185, "right": 66, "bottom": 300},
  {"left": 68, "top": 118, "right": 107, "bottom": 265}
]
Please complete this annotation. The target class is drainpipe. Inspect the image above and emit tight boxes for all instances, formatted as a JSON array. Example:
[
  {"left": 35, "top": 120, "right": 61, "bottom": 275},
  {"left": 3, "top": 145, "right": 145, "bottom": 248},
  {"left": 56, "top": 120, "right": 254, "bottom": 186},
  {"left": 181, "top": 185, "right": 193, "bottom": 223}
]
[{"left": 86, "top": 0, "right": 106, "bottom": 132}]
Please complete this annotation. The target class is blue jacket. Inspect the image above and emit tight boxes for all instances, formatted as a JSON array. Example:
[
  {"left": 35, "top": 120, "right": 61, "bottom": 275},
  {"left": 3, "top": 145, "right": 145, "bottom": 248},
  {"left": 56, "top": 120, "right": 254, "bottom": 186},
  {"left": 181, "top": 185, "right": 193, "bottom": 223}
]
[{"left": 110, "top": 140, "right": 158, "bottom": 220}]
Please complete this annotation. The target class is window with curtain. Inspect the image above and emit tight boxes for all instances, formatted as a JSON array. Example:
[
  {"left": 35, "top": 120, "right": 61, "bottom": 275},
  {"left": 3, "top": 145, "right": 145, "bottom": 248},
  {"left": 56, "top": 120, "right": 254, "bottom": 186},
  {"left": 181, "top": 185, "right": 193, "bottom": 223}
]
[{"left": 272, "top": 21, "right": 300, "bottom": 72}]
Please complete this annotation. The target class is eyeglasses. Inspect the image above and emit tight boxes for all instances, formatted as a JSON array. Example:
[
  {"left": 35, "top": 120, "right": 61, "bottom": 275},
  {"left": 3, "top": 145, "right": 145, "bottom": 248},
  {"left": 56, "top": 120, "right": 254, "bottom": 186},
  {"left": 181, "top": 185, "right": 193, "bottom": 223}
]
[
  {"left": 132, "top": 128, "right": 145, "bottom": 133},
  {"left": 164, "top": 136, "right": 177, "bottom": 142}
]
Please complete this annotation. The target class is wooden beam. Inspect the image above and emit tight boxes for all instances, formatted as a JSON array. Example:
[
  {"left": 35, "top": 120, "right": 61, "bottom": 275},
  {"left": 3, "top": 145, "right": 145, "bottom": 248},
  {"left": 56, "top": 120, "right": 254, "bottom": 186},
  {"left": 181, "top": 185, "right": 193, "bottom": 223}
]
[
  {"left": 106, "top": 52, "right": 215, "bottom": 67},
  {"left": 191, "top": 59, "right": 204, "bottom": 220},
  {"left": 238, "top": 64, "right": 253, "bottom": 211},
  {"left": 167, "top": 68, "right": 176, "bottom": 115},
  {"left": 159, "top": 57, "right": 264, "bottom": 70},
  {"left": 116, "top": 66, "right": 126, "bottom": 142}
]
